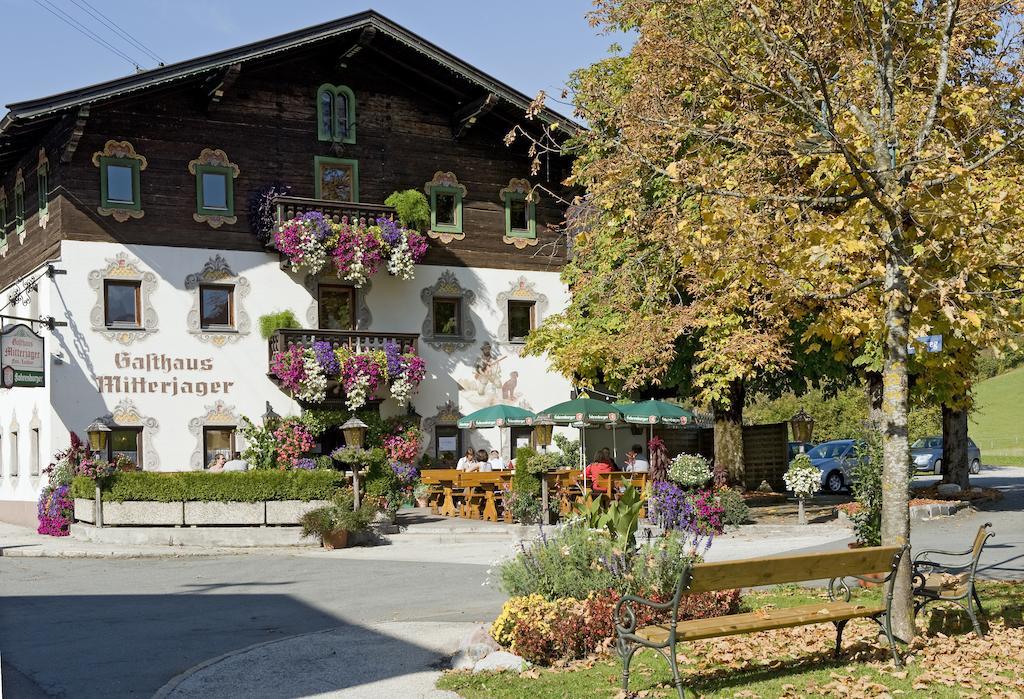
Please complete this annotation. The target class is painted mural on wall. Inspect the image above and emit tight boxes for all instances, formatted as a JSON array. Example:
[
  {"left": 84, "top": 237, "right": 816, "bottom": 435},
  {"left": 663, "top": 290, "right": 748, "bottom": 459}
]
[{"left": 453, "top": 342, "right": 528, "bottom": 412}]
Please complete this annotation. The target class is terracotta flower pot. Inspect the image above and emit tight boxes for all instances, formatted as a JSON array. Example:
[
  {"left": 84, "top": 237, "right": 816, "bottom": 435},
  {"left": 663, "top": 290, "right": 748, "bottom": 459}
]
[{"left": 321, "top": 529, "right": 350, "bottom": 550}]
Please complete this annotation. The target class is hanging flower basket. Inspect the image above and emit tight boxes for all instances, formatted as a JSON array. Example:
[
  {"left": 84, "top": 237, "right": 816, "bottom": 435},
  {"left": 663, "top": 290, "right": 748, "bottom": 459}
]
[
  {"left": 270, "top": 340, "right": 427, "bottom": 411},
  {"left": 274, "top": 212, "right": 428, "bottom": 286}
]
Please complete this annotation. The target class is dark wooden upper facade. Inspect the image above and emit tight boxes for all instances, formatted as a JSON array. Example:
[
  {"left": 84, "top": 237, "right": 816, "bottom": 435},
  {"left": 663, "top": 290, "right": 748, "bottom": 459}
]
[{"left": 0, "top": 12, "right": 574, "bottom": 289}]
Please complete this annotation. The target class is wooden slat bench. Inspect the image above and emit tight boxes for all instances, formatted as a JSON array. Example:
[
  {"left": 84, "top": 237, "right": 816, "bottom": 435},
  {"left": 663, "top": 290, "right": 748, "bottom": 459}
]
[
  {"left": 913, "top": 522, "right": 993, "bottom": 636},
  {"left": 615, "top": 545, "right": 908, "bottom": 698},
  {"left": 419, "top": 469, "right": 461, "bottom": 517}
]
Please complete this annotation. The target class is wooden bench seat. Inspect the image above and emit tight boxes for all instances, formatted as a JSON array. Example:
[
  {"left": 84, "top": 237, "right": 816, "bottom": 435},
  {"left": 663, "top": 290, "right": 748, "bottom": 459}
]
[
  {"left": 636, "top": 600, "right": 886, "bottom": 644},
  {"left": 616, "top": 545, "right": 908, "bottom": 698},
  {"left": 913, "top": 522, "right": 993, "bottom": 636}
]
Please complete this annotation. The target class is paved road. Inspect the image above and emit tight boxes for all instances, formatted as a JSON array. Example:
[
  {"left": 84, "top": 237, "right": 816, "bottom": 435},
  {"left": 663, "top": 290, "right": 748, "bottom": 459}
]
[
  {"left": 910, "top": 465, "right": 1024, "bottom": 580},
  {"left": 0, "top": 555, "right": 505, "bottom": 698}
]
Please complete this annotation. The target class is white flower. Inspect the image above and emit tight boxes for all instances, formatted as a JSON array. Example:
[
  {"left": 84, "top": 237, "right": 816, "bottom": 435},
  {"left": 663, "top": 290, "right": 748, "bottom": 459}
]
[
  {"left": 668, "top": 453, "right": 712, "bottom": 487},
  {"left": 294, "top": 220, "right": 327, "bottom": 274},
  {"left": 784, "top": 456, "right": 821, "bottom": 498},
  {"left": 341, "top": 244, "right": 370, "bottom": 288},
  {"left": 386, "top": 236, "right": 416, "bottom": 280},
  {"left": 389, "top": 375, "right": 412, "bottom": 406},
  {"left": 296, "top": 351, "right": 327, "bottom": 403},
  {"left": 345, "top": 373, "right": 371, "bottom": 411}
]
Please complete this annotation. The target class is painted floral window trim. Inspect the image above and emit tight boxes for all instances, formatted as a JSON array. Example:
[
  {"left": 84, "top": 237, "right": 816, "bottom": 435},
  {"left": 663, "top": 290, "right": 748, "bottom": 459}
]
[
  {"left": 92, "top": 140, "right": 148, "bottom": 222},
  {"left": 184, "top": 255, "right": 251, "bottom": 347},
  {"left": 423, "top": 171, "right": 467, "bottom": 244},
  {"left": 188, "top": 148, "right": 240, "bottom": 228},
  {"left": 88, "top": 253, "right": 159, "bottom": 345}
]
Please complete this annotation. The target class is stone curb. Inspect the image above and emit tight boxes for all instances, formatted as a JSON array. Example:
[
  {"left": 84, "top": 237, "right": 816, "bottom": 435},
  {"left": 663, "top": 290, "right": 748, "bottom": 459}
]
[
  {"left": 836, "top": 500, "right": 968, "bottom": 524},
  {"left": 0, "top": 546, "right": 294, "bottom": 559}
]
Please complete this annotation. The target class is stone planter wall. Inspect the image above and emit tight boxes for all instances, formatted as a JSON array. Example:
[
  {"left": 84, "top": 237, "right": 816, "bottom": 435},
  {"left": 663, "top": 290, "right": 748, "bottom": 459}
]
[{"left": 73, "top": 499, "right": 333, "bottom": 527}]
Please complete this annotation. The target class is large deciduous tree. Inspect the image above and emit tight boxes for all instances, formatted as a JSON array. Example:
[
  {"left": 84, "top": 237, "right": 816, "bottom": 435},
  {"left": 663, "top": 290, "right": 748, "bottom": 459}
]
[{"left": 522, "top": 0, "right": 1024, "bottom": 639}]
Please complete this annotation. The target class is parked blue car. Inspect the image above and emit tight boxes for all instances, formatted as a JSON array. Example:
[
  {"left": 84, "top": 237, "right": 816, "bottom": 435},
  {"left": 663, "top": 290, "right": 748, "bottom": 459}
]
[
  {"left": 805, "top": 439, "right": 865, "bottom": 493},
  {"left": 911, "top": 436, "right": 982, "bottom": 475}
]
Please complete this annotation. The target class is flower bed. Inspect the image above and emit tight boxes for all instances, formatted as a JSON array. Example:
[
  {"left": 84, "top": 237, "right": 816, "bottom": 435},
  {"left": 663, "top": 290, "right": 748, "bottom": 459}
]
[
  {"left": 271, "top": 340, "right": 426, "bottom": 409},
  {"left": 70, "top": 469, "right": 345, "bottom": 503},
  {"left": 274, "top": 212, "right": 427, "bottom": 287}
]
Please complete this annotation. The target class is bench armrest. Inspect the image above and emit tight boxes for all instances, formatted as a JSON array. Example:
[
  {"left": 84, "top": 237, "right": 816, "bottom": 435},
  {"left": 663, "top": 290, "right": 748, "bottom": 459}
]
[
  {"left": 913, "top": 558, "right": 974, "bottom": 573},
  {"left": 614, "top": 593, "right": 675, "bottom": 636},
  {"left": 913, "top": 547, "right": 974, "bottom": 563}
]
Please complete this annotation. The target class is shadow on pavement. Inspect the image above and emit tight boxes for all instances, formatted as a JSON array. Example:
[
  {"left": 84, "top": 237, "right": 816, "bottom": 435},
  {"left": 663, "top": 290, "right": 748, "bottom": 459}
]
[{"left": 0, "top": 593, "right": 448, "bottom": 698}]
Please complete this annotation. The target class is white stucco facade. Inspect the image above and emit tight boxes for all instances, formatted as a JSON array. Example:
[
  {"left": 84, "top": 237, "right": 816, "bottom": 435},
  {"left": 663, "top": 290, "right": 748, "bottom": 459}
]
[{"left": 0, "top": 239, "right": 575, "bottom": 521}]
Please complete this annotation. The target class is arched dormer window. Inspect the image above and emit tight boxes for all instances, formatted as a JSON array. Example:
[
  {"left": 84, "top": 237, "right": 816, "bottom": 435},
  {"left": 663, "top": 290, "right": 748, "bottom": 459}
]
[{"left": 317, "top": 84, "right": 356, "bottom": 144}]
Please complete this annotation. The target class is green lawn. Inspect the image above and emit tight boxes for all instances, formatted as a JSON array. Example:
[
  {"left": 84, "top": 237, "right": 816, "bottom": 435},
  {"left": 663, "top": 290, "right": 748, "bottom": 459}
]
[
  {"left": 971, "top": 366, "right": 1024, "bottom": 466},
  {"left": 439, "top": 582, "right": 1024, "bottom": 698}
]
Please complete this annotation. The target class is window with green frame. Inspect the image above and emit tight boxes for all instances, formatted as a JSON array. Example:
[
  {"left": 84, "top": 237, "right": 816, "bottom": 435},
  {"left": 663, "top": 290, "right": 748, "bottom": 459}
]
[
  {"left": 37, "top": 166, "right": 48, "bottom": 216},
  {"left": 430, "top": 186, "right": 462, "bottom": 234},
  {"left": 0, "top": 192, "right": 7, "bottom": 244},
  {"left": 314, "top": 156, "right": 359, "bottom": 202},
  {"left": 195, "top": 165, "right": 234, "bottom": 217},
  {"left": 14, "top": 181, "right": 25, "bottom": 233},
  {"left": 316, "top": 84, "right": 357, "bottom": 144},
  {"left": 99, "top": 157, "right": 142, "bottom": 211},
  {"left": 504, "top": 192, "right": 536, "bottom": 239}
]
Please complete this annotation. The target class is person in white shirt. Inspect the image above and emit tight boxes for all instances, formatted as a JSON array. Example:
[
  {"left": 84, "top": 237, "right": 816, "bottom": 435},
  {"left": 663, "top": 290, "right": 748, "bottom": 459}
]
[
  {"left": 488, "top": 449, "right": 506, "bottom": 471},
  {"left": 223, "top": 452, "right": 250, "bottom": 472},
  {"left": 626, "top": 444, "right": 650, "bottom": 473},
  {"left": 456, "top": 448, "right": 476, "bottom": 471},
  {"left": 474, "top": 449, "right": 493, "bottom": 472}
]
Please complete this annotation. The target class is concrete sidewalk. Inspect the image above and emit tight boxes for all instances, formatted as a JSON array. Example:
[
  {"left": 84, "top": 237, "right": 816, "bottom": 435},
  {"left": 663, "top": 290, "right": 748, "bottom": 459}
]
[
  {"left": 0, "top": 521, "right": 304, "bottom": 558},
  {"left": 154, "top": 621, "right": 469, "bottom": 699}
]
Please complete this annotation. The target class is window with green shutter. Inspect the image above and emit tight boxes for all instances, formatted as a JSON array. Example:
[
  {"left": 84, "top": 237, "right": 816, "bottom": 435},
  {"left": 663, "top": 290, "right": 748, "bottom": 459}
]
[{"left": 316, "top": 84, "right": 356, "bottom": 144}]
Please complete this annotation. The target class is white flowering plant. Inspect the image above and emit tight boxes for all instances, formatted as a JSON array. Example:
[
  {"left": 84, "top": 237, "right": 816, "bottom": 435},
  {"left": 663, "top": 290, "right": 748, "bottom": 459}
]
[
  {"left": 668, "top": 453, "right": 713, "bottom": 488},
  {"left": 784, "top": 454, "right": 821, "bottom": 499}
]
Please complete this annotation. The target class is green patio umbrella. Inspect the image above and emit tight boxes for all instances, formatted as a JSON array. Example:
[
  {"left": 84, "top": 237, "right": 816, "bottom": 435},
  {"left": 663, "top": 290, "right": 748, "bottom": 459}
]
[
  {"left": 537, "top": 395, "right": 623, "bottom": 487},
  {"left": 618, "top": 399, "right": 696, "bottom": 458},
  {"left": 457, "top": 404, "right": 536, "bottom": 462},
  {"left": 618, "top": 399, "right": 695, "bottom": 426}
]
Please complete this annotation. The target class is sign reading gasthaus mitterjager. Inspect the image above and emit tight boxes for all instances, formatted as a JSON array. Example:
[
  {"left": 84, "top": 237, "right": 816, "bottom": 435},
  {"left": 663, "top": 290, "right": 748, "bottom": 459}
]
[{"left": 0, "top": 323, "right": 46, "bottom": 388}]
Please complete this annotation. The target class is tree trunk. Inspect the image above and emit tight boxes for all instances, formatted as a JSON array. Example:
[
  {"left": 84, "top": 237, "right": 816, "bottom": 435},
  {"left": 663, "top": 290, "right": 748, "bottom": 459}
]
[
  {"left": 881, "top": 257, "right": 915, "bottom": 642},
  {"left": 713, "top": 379, "right": 745, "bottom": 488},
  {"left": 941, "top": 403, "right": 970, "bottom": 490},
  {"left": 866, "top": 371, "right": 884, "bottom": 428}
]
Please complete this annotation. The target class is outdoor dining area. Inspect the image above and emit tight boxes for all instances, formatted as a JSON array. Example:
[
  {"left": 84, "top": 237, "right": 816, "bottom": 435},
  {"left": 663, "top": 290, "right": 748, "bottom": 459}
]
[{"left": 420, "top": 395, "right": 695, "bottom": 524}]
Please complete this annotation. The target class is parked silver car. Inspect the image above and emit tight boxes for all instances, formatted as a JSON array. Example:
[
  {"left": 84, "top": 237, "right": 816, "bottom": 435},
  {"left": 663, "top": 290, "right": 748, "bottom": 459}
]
[
  {"left": 911, "top": 436, "right": 982, "bottom": 475},
  {"left": 805, "top": 439, "right": 865, "bottom": 493}
]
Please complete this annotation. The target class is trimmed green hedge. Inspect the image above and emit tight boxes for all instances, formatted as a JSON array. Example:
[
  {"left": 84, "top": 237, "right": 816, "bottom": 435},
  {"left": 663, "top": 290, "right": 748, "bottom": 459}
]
[{"left": 70, "top": 470, "right": 345, "bottom": 503}]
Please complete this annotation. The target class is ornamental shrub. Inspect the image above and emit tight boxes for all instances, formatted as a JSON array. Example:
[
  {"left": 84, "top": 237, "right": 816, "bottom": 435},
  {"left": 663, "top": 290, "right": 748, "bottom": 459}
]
[
  {"left": 716, "top": 486, "right": 750, "bottom": 526},
  {"left": 552, "top": 434, "right": 581, "bottom": 470},
  {"left": 258, "top": 310, "right": 301, "bottom": 340},
  {"left": 69, "top": 469, "right": 345, "bottom": 502},
  {"left": 850, "top": 433, "right": 884, "bottom": 546},
  {"left": 511, "top": 447, "right": 541, "bottom": 497},
  {"left": 668, "top": 453, "right": 713, "bottom": 487},
  {"left": 499, "top": 523, "right": 620, "bottom": 600},
  {"left": 384, "top": 190, "right": 430, "bottom": 232}
]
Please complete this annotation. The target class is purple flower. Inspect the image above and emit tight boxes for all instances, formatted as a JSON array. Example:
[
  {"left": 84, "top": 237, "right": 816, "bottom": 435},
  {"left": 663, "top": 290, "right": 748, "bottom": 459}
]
[
  {"left": 313, "top": 341, "right": 340, "bottom": 376},
  {"left": 376, "top": 217, "right": 402, "bottom": 246},
  {"left": 390, "top": 461, "right": 418, "bottom": 484},
  {"left": 384, "top": 342, "right": 403, "bottom": 379},
  {"left": 301, "top": 211, "right": 333, "bottom": 241},
  {"left": 293, "top": 458, "right": 317, "bottom": 470}
]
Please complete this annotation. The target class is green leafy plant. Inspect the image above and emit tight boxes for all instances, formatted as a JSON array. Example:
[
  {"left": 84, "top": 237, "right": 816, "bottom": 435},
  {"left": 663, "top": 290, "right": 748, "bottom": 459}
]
[
  {"left": 239, "top": 416, "right": 278, "bottom": 470},
  {"left": 850, "top": 434, "right": 884, "bottom": 546},
  {"left": 601, "top": 486, "right": 644, "bottom": 547},
  {"left": 384, "top": 190, "right": 430, "bottom": 232},
  {"left": 258, "top": 310, "right": 301, "bottom": 340},
  {"left": 716, "top": 487, "right": 750, "bottom": 526},
  {"left": 552, "top": 434, "right": 581, "bottom": 470},
  {"left": 512, "top": 447, "right": 541, "bottom": 497},
  {"left": 784, "top": 453, "right": 821, "bottom": 499},
  {"left": 299, "top": 489, "right": 377, "bottom": 540}
]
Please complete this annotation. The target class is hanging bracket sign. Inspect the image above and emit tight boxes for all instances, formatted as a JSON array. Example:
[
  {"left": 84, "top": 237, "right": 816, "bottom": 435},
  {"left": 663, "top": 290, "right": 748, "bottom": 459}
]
[{"left": 1, "top": 323, "right": 46, "bottom": 388}]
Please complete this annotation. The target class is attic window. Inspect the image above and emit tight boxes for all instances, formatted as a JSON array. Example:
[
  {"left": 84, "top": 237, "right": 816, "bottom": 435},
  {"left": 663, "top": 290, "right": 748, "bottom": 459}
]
[
  {"left": 317, "top": 84, "right": 356, "bottom": 144},
  {"left": 14, "top": 175, "right": 25, "bottom": 234}
]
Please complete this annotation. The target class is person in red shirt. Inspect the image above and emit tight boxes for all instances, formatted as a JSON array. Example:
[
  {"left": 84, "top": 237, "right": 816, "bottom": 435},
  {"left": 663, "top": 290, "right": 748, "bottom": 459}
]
[{"left": 584, "top": 456, "right": 614, "bottom": 493}]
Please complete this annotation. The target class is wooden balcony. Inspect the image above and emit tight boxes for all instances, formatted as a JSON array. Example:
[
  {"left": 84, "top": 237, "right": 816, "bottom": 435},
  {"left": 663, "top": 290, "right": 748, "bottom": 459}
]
[
  {"left": 273, "top": 196, "right": 396, "bottom": 233},
  {"left": 268, "top": 329, "right": 419, "bottom": 365}
]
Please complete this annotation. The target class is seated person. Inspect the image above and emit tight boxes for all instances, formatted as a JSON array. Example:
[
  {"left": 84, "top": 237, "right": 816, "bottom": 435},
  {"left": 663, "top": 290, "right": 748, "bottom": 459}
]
[
  {"left": 475, "top": 449, "right": 493, "bottom": 472},
  {"left": 599, "top": 447, "right": 619, "bottom": 470},
  {"left": 488, "top": 449, "right": 506, "bottom": 470},
  {"left": 456, "top": 449, "right": 476, "bottom": 471},
  {"left": 223, "top": 451, "right": 249, "bottom": 472},
  {"left": 583, "top": 455, "right": 614, "bottom": 492},
  {"left": 207, "top": 453, "right": 227, "bottom": 472},
  {"left": 626, "top": 445, "right": 650, "bottom": 473}
]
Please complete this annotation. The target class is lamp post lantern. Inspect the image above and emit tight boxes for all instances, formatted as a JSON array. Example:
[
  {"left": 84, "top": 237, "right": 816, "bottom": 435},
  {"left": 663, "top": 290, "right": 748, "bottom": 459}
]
[
  {"left": 341, "top": 417, "right": 369, "bottom": 509},
  {"left": 85, "top": 418, "right": 111, "bottom": 528},
  {"left": 533, "top": 418, "right": 554, "bottom": 452},
  {"left": 789, "top": 409, "right": 815, "bottom": 451},
  {"left": 261, "top": 401, "right": 281, "bottom": 430}
]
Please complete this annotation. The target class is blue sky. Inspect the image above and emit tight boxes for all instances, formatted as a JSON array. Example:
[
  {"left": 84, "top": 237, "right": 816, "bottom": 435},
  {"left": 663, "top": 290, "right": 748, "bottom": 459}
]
[{"left": 0, "top": 1, "right": 628, "bottom": 117}]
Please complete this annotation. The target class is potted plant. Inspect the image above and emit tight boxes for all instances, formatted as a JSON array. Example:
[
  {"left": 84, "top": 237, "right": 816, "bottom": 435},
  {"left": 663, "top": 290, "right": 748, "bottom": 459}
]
[
  {"left": 783, "top": 453, "right": 821, "bottom": 525},
  {"left": 413, "top": 481, "right": 430, "bottom": 508},
  {"left": 299, "top": 490, "right": 376, "bottom": 550}
]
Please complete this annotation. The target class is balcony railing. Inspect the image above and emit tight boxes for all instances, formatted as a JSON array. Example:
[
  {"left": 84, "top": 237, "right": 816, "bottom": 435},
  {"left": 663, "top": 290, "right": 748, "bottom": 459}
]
[
  {"left": 273, "top": 196, "right": 396, "bottom": 236},
  {"left": 268, "top": 329, "right": 419, "bottom": 367}
]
